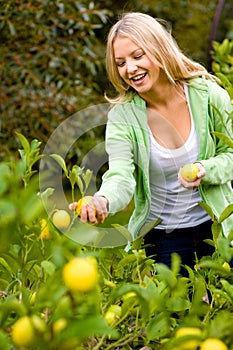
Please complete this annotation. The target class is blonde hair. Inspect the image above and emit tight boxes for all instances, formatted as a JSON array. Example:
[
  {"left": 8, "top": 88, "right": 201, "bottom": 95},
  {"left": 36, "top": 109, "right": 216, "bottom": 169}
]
[{"left": 105, "top": 12, "right": 214, "bottom": 103}]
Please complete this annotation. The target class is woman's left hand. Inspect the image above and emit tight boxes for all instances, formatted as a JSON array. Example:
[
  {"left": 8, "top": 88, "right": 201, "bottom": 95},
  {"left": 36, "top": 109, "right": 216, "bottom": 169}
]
[{"left": 178, "top": 162, "right": 206, "bottom": 189}]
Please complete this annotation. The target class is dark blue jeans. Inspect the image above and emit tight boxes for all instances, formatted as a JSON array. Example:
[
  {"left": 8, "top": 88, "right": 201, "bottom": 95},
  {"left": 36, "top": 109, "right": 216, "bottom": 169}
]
[{"left": 144, "top": 220, "right": 214, "bottom": 275}]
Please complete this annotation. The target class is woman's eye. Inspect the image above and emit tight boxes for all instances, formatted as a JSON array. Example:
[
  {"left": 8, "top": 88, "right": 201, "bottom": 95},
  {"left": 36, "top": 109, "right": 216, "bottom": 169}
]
[
  {"left": 135, "top": 53, "right": 143, "bottom": 59},
  {"left": 116, "top": 61, "right": 125, "bottom": 67}
]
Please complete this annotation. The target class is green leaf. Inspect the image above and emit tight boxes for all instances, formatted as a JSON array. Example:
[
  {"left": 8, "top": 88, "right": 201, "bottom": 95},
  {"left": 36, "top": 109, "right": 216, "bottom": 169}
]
[
  {"left": 221, "top": 279, "right": 233, "bottom": 300},
  {"left": 82, "top": 168, "right": 93, "bottom": 192},
  {"left": 66, "top": 316, "right": 119, "bottom": 339},
  {"left": 132, "top": 219, "right": 162, "bottom": 250},
  {"left": 196, "top": 259, "right": 228, "bottom": 273},
  {"left": 41, "top": 260, "right": 56, "bottom": 276},
  {"left": 138, "top": 219, "right": 162, "bottom": 237},
  {"left": 39, "top": 187, "right": 55, "bottom": 203},
  {"left": 211, "top": 221, "right": 222, "bottom": 243},
  {"left": 198, "top": 202, "right": 215, "bottom": 219},
  {"left": 218, "top": 204, "right": 233, "bottom": 223},
  {"left": 15, "top": 132, "right": 30, "bottom": 155},
  {"left": 50, "top": 154, "right": 68, "bottom": 177},
  {"left": 212, "top": 132, "right": 233, "bottom": 148},
  {"left": 156, "top": 263, "right": 177, "bottom": 289},
  {"left": 113, "top": 284, "right": 150, "bottom": 320},
  {"left": 111, "top": 224, "right": 132, "bottom": 241},
  {"left": 216, "top": 236, "right": 232, "bottom": 262},
  {"left": 146, "top": 312, "right": 170, "bottom": 340},
  {"left": 171, "top": 253, "right": 182, "bottom": 275},
  {"left": 0, "top": 258, "right": 14, "bottom": 277}
]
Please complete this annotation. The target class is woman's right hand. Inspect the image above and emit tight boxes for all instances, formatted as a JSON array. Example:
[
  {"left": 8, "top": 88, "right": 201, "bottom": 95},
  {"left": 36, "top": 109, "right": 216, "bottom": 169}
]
[{"left": 69, "top": 195, "right": 108, "bottom": 224}]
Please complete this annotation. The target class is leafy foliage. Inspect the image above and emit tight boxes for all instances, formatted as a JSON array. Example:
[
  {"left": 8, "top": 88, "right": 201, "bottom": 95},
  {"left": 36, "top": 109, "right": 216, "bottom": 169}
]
[
  {"left": 0, "top": 0, "right": 109, "bottom": 157},
  {"left": 0, "top": 132, "right": 233, "bottom": 349}
]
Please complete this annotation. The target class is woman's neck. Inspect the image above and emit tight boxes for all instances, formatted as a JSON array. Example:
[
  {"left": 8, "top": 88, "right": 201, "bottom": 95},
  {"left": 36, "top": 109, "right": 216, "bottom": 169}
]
[{"left": 139, "top": 76, "right": 185, "bottom": 109}]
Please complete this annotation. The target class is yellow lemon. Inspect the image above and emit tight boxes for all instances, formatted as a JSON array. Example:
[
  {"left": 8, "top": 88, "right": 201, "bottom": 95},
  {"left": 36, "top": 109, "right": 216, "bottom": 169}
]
[
  {"left": 200, "top": 338, "right": 228, "bottom": 350},
  {"left": 181, "top": 163, "right": 199, "bottom": 182},
  {"left": 53, "top": 318, "right": 67, "bottom": 334},
  {"left": 63, "top": 257, "right": 99, "bottom": 292},
  {"left": 40, "top": 219, "right": 52, "bottom": 240},
  {"left": 175, "top": 327, "right": 202, "bottom": 350},
  {"left": 52, "top": 210, "right": 70, "bottom": 230},
  {"left": 12, "top": 316, "right": 35, "bottom": 348},
  {"left": 104, "top": 305, "right": 121, "bottom": 325},
  {"left": 222, "top": 262, "right": 231, "bottom": 272},
  {"left": 76, "top": 196, "right": 96, "bottom": 216}
]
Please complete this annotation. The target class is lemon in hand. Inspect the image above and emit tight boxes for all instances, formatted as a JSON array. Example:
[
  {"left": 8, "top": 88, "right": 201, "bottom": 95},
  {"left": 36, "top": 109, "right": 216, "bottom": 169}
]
[
  {"left": 76, "top": 196, "right": 96, "bottom": 216},
  {"left": 181, "top": 163, "right": 199, "bottom": 182}
]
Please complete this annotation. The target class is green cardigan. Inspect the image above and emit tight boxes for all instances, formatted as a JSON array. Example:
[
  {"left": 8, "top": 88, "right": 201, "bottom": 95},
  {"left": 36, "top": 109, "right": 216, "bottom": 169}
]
[{"left": 97, "top": 77, "right": 233, "bottom": 239}]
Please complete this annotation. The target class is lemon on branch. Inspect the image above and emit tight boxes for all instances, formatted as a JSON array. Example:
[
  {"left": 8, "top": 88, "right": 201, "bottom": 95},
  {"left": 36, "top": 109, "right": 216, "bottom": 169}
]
[
  {"left": 63, "top": 257, "right": 99, "bottom": 292},
  {"left": 181, "top": 163, "right": 199, "bottom": 182},
  {"left": 12, "top": 316, "right": 35, "bottom": 348},
  {"left": 175, "top": 327, "right": 202, "bottom": 350},
  {"left": 200, "top": 338, "right": 228, "bottom": 350},
  {"left": 52, "top": 210, "right": 70, "bottom": 230}
]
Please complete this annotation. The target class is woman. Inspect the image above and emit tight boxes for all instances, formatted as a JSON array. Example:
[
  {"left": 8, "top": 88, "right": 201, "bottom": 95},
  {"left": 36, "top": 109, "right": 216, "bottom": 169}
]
[{"left": 71, "top": 12, "right": 233, "bottom": 272}]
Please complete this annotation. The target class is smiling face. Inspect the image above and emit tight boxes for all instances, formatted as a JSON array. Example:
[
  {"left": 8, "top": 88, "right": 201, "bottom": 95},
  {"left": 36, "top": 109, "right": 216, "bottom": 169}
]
[{"left": 113, "top": 36, "right": 161, "bottom": 97}]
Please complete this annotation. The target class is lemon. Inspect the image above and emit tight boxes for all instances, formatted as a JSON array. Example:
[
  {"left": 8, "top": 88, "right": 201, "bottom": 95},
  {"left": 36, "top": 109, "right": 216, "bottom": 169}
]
[
  {"left": 200, "top": 338, "right": 228, "bottom": 350},
  {"left": 63, "top": 257, "right": 99, "bottom": 292},
  {"left": 175, "top": 327, "right": 202, "bottom": 350},
  {"left": 222, "top": 262, "right": 231, "bottom": 272},
  {"left": 76, "top": 196, "right": 96, "bottom": 216},
  {"left": 104, "top": 305, "right": 121, "bottom": 325},
  {"left": 181, "top": 163, "right": 199, "bottom": 182},
  {"left": 31, "top": 315, "right": 46, "bottom": 333},
  {"left": 40, "top": 219, "right": 52, "bottom": 240},
  {"left": 53, "top": 318, "right": 67, "bottom": 334},
  {"left": 52, "top": 210, "right": 70, "bottom": 230},
  {"left": 12, "top": 316, "right": 35, "bottom": 348}
]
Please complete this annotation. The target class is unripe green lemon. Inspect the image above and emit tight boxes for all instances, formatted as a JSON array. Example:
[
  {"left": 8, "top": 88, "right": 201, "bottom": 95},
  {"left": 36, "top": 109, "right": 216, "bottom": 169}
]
[{"left": 181, "top": 163, "right": 199, "bottom": 182}]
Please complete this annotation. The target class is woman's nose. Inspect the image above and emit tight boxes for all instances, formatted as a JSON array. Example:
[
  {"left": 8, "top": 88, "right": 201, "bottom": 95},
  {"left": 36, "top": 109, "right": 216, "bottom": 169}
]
[{"left": 126, "top": 60, "right": 138, "bottom": 74}]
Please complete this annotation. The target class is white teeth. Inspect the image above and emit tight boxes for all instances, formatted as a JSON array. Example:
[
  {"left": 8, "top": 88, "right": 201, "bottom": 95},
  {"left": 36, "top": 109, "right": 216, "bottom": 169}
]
[{"left": 132, "top": 73, "right": 145, "bottom": 81}]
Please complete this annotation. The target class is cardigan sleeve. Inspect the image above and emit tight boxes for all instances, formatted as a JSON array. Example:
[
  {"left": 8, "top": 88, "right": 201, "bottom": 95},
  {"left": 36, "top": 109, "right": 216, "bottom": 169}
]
[
  {"left": 95, "top": 105, "right": 136, "bottom": 215},
  {"left": 199, "top": 82, "right": 233, "bottom": 185}
]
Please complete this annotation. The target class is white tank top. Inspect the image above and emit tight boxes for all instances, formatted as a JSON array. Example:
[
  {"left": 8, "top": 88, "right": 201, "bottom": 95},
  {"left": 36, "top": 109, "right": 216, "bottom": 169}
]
[{"left": 147, "top": 85, "right": 210, "bottom": 232}]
